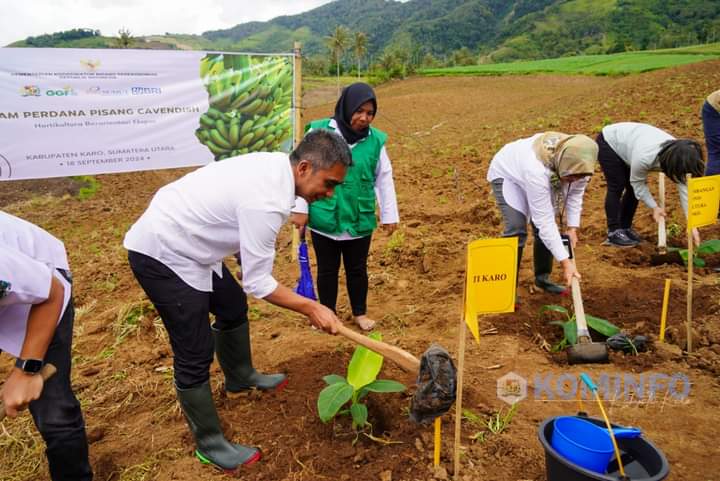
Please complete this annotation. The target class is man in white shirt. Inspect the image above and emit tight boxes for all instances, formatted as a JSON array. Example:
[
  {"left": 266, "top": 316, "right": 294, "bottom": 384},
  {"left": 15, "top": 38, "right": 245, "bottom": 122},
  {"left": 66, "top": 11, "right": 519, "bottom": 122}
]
[
  {"left": 124, "top": 129, "right": 351, "bottom": 474},
  {"left": 0, "top": 212, "right": 93, "bottom": 481}
]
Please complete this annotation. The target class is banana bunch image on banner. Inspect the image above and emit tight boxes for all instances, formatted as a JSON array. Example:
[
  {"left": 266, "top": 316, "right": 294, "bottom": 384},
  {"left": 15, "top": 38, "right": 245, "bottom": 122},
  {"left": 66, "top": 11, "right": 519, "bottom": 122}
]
[{"left": 196, "top": 53, "right": 293, "bottom": 160}]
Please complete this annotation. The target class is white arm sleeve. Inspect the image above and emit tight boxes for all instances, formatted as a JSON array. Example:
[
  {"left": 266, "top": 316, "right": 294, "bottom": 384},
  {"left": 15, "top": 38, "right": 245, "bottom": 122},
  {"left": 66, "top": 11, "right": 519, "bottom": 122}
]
[{"left": 374, "top": 146, "right": 400, "bottom": 224}]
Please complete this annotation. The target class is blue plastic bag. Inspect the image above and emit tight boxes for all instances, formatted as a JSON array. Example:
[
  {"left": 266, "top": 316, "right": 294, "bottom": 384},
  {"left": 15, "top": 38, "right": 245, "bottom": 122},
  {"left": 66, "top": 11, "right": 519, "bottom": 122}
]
[{"left": 294, "top": 236, "right": 317, "bottom": 300}]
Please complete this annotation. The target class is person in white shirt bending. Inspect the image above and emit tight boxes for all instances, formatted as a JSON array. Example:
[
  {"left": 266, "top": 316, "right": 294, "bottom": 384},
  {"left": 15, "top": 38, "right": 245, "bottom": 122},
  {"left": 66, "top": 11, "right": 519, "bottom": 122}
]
[
  {"left": 487, "top": 133, "right": 598, "bottom": 301},
  {"left": 0, "top": 211, "right": 93, "bottom": 481},
  {"left": 597, "top": 122, "right": 705, "bottom": 247},
  {"left": 124, "top": 130, "right": 351, "bottom": 474}
]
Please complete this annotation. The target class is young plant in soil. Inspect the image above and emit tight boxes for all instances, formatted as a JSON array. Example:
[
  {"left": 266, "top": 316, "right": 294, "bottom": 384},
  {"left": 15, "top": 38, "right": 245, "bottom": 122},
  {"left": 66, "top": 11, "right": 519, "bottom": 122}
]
[
  {"left": 669, "top": 239, "right": 720, "bottom": 268},
  {"left": 540, "top": 305, "right": 620, "bottom": 351},
  {"left": 463, "top": 403, "right": 519, "bottom": 443},
  {"left": 317, "top": 332, "right": 406, "bottom": 443}
]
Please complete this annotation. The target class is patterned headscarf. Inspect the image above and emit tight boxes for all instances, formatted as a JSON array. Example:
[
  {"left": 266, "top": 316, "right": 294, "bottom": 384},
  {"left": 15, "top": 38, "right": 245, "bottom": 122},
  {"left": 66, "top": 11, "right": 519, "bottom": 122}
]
[{"left": 533, "top": 132, "right": 598, "bottom": 177}]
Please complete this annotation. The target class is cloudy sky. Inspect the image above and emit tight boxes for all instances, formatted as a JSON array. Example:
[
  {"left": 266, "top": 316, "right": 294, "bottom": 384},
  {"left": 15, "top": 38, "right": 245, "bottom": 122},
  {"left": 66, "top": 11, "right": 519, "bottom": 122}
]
[{"left": 0, "top": 0, "right": 341, "bottom": 47}]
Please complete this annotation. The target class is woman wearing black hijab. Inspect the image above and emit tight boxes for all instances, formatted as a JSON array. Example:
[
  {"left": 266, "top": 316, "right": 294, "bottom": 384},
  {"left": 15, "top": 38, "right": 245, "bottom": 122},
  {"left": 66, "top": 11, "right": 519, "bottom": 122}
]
[{"left": 291, "top": 83, "right": 399, "bottom": 331}]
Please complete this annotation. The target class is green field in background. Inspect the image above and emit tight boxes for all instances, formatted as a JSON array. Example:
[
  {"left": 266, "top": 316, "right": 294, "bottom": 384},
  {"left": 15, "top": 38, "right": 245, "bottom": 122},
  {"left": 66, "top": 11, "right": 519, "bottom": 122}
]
[{"left": 420, "top": 44, "right": 720, "bottom": 77}]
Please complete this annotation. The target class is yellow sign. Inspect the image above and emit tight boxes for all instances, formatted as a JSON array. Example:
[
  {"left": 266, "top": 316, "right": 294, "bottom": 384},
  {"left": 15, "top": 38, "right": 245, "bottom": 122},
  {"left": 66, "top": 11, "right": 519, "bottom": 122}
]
[
  {"left": 687, "top": 175, "right": 720, "bottom": 230},
  {"left": 464, "top": 237, "right": 518, "bottom": 343}
]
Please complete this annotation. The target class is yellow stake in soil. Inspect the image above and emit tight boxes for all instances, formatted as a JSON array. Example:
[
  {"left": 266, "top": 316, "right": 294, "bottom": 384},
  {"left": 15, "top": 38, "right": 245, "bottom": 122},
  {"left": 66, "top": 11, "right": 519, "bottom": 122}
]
[
  {"left": 659, "top": 279, "right": 671, "bottom": 342},
  {"left": 454, "top": 237, "right": 517, "bottom": 480},
  {"left": 434, "top": 417, "right": 441, "bottom": 467}
]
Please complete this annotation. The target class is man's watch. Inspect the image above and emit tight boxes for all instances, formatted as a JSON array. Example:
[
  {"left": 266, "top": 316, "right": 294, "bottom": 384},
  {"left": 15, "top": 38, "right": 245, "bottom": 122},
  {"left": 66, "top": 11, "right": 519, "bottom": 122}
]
[{"left": 15, "top": 357, "right": 44, "bottom": 374}]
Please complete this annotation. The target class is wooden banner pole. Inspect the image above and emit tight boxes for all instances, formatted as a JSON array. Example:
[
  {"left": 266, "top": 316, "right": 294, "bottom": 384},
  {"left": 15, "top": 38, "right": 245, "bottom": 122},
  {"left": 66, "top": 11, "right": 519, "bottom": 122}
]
[
  {"left": 291, "top": 42, "right": 303, "bottom": 261},
  {"left": 453, "top": 253, "right": 469, "bottom": 480}
]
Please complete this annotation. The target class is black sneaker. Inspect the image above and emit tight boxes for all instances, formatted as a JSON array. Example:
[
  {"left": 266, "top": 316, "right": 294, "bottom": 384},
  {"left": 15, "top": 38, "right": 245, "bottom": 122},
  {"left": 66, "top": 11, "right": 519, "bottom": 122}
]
[
  {"left": 606, "top": 229, "right": 639, "bottom": 247},
  {"left": 623, "top": 228, "right": 642, "bottom": 243}
]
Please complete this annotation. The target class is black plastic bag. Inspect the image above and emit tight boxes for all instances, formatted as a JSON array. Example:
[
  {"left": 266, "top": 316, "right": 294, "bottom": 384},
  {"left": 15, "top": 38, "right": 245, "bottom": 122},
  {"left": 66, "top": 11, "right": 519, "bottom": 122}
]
[
  {"left": 606, "top": 333, "right": 648, "bottom": 353},
  {"left": 409, "top": 344, "right": 457, "bottom": 424}
]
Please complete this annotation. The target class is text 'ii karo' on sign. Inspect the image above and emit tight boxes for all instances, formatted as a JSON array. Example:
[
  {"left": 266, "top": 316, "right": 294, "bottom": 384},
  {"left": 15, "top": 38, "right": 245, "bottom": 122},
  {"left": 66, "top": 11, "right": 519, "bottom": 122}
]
[{"left": 464, "top": 237, "right": 518, "bottom": 342}]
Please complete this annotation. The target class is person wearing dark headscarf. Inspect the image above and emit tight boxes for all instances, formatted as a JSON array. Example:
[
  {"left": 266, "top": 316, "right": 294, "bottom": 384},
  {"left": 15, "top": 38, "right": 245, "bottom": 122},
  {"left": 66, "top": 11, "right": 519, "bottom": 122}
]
[
  {"left": 702, "top": 89, "right": 720, "bottom": 176},
  {"left": 291, "top": 83, "right": 399, "bottom": 331},
  {"left": 598, "top": 122, "right": 705, "bottom": 247}
]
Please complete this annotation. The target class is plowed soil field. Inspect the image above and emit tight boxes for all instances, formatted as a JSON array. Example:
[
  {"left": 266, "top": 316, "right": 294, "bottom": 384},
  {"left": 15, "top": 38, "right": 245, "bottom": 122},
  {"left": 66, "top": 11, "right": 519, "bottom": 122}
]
[{"left": 2, "top": 60, "right": 720, "bottom": 481}]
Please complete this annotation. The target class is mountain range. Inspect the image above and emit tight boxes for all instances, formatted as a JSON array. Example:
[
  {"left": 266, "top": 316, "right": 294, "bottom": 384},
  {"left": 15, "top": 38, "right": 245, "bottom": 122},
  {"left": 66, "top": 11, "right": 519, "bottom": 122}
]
[{"left": 11, "top": 0, "right": 720, "bottom": 63}]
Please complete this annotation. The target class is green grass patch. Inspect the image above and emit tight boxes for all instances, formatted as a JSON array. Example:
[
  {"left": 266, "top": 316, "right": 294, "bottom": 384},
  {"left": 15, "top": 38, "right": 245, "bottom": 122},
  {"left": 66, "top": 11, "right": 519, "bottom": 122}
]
[
  {"left": 72, "top": 175, "right": 100, "bottom": 200},
  {"left": 420, "top": 43, "right": 720, "bottom": 77}
]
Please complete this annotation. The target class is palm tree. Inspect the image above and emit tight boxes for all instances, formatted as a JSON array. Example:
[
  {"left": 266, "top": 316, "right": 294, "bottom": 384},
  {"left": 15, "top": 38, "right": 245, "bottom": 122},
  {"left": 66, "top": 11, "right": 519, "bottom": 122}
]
[
  {"left": 324, "top": 25, "right": 350, "bottom": 96},
  {"left": 116, "top": 28, "right": 134, "bottom": 48},
  {"left": 352, "top": 31, "right": 368, "bottom": 78}
]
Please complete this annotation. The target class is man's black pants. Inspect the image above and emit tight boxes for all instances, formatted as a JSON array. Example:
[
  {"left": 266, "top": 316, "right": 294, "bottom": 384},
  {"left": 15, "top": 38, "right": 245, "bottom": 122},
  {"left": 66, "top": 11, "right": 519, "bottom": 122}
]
[
  {"left": 127, "top": 251, "right": 248, "bottom": 389},
  {"left": 29, "top": 270, "right": 93, "bottom": 481}
]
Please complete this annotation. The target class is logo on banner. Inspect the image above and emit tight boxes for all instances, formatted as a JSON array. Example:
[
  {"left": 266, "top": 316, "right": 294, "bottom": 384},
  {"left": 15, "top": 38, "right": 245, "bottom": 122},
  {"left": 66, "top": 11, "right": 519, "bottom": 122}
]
[
  {"left": 20, "top": 85, "right": 76, "bottom": 97},
  {"left": 131, "top": 87, "right": 162, "bottom": 95},
  {"left": 80, "top": 59, "right": 101, "bottom": 72},
  {"left": 21, "top": 85, "right": 40, "bottom": 96},
  {"left": 85, "top": 86, "right": 162, "bottom": 96}
]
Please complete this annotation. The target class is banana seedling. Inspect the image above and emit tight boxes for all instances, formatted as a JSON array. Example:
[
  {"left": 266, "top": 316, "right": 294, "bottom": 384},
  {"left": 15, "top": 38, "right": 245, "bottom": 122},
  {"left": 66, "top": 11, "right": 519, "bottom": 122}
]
[
  {"left": 540, "top": 305, "right": 620, "bottom": 352},
  {"left": 317, "top": 332, "right": 406, "bottom": 442}
]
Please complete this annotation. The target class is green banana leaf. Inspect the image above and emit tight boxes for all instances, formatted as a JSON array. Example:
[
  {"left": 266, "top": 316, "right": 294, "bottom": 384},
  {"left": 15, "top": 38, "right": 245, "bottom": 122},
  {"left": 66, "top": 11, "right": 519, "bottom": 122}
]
[
  {"left": 347, "top": 332, "right": 384, "bottom": 391},
  {"left": 550, "top": 315, "right": 620, "bottom": 347},
  {"left": 550, "top": 320, "right": 577, "bottom": 345},
  {"left": 676, "top": 248, "right": 706, "bottom": 267},
  {"left": 350, "top": 402, "right": 368, "bottom": 429},
  {"left": 360, "top": 379, "right": 406, "bottom": 393},
  {"left": 317, "top": 381, "right": 354, "bottom": 423},
  {"left": 585, "top": 314, "right": 621, "bottom": 337},
  {"left": 322, "top": 374, "right": 346, "bottom": 386},
  {"left": 357, "top": 379, "right": 406, "bottom": 401},
  {"left": 669, "top": 239, "right": 720, "bottom": 267},
  {"left": 539, "top": 304, "right": 570, "bottom": 319}
]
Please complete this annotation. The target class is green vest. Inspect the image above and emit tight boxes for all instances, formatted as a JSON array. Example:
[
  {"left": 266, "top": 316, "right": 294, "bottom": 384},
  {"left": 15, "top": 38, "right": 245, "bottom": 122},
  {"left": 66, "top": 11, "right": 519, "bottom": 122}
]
[{"left": 307, "top": 118, "right": 388, "bottom": 237}]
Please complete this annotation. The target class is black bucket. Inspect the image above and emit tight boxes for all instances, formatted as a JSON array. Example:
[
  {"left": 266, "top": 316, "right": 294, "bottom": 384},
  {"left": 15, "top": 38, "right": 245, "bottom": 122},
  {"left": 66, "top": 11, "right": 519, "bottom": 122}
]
[{"left": 538, "top": 416, "right": 670, "bottom": 481}]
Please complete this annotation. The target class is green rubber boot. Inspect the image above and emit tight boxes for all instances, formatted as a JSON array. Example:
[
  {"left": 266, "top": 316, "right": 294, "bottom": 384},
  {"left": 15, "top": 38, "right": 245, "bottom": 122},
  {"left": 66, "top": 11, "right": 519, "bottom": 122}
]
[
  {"left": 175, "top": 382, "right": 260, "bottom": 472},
  {"left": 212, "top": 322, "right": 288, "bottom": 393},
  {"left": 533, "top": 239, "right": 567, "bottom": 295}
]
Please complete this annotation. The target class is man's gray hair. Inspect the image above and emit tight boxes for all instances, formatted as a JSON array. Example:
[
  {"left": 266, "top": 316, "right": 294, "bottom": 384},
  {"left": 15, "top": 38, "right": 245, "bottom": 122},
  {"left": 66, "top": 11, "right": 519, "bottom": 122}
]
[{"left": 289, "top": 129, "right": 353, "bottom": 170}]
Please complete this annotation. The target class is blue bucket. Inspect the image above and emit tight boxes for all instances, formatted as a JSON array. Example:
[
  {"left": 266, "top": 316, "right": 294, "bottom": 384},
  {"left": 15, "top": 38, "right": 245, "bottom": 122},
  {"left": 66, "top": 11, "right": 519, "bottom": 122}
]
[{"left": 551, "top": 416, "right": 614, "bottom": 473}]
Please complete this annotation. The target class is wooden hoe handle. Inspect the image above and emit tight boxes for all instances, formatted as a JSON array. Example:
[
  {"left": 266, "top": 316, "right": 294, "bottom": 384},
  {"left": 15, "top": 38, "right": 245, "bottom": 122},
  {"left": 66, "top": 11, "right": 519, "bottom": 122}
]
[{"left": 336, "top": 325, "right": 421, "bottom": 374}]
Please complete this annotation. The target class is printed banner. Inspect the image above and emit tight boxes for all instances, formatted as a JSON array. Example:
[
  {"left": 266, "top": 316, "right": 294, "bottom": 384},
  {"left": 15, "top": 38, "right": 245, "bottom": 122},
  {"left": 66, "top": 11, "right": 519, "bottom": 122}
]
[
  {"left": 464, "top": 237, "right": 518, "bottom": 343},
  {"left": 0, "top": 48, "right": 294, "bottom": 180},
  {"left": 687, "top": 175, "right": 720, "bottom": 230}
]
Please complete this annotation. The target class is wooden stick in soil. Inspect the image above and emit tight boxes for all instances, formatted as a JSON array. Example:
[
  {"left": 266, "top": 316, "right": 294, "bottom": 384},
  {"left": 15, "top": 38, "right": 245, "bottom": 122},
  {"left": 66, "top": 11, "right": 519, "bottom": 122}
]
[
  {"left": 659, "top": 278, "right": 671, "bottom": 342},
  {"left": 453, "top": 319, "right": 467, "bottom": 480},
  {"left": 686, "top": 178, "right": 694, "bottom": 353},
  {"left": 291, "top": 41, "right": 303, "bottom": 262},
  {"left": 658, "top": 173, "right": 667, "bottom": 253},
  {"left": 453, "top": 265, "right": 469, "bottom": 480}
]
